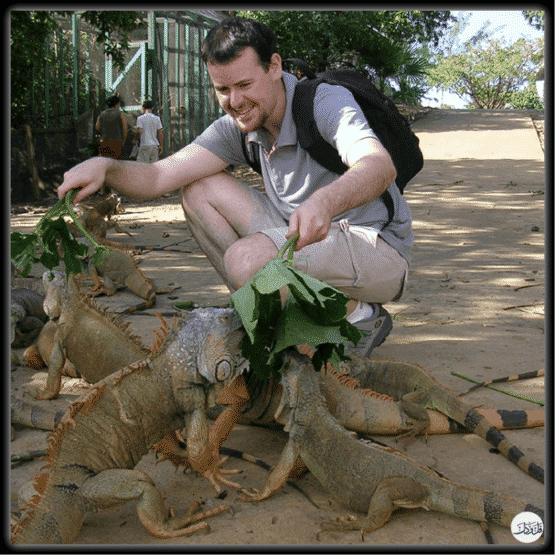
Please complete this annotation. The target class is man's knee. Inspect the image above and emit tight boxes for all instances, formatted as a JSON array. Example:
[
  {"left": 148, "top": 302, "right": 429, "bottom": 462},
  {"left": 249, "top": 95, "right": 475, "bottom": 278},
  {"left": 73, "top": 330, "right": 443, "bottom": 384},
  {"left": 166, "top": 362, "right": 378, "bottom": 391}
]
[
  {"left": 223, "top": 233, "right": 278, "bottom": 289},
  {"left": 181, "top": 172, "right": 225, "bottom": 213}
]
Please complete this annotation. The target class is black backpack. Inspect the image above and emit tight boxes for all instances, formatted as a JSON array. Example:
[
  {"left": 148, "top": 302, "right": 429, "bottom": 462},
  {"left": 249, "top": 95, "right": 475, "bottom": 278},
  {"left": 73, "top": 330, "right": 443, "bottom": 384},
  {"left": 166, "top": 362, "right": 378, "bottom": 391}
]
[{"left": 241, "top": 67, "right": 424, "bottom": 223}]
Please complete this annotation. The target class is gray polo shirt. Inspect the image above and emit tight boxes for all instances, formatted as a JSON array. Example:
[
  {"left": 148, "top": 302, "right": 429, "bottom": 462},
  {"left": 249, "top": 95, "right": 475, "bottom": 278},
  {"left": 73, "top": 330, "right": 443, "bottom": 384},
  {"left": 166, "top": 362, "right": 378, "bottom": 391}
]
[{"left": 193, "top": 72, "right": 413, "bottom": 263}]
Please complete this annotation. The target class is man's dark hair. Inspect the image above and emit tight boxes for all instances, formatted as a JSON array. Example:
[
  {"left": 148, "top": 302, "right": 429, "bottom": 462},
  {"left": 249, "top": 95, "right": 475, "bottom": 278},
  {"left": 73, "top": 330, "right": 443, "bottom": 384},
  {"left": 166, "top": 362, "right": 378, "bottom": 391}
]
[
  {"left": 142, "top": 100, "right": 154, "bottom": 110},
  {"left": 106, "top": 94, "right": 123, "bottom": 108},
  {"left": 201, "top": 17, "right": 277, "bottom": 71}
]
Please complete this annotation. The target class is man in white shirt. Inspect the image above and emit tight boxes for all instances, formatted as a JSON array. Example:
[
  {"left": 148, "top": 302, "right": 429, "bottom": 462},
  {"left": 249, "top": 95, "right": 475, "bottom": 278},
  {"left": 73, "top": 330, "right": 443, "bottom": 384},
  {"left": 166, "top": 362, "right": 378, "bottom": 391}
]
[{"left": 135, "top": 101, "right": 163, "bottom": 163}]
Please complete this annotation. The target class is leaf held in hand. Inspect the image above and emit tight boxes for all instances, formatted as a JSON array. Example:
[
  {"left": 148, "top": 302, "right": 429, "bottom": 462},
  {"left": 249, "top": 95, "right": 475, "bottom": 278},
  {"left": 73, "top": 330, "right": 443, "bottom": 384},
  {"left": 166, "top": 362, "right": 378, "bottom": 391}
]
[
  {"left": 10, "top": 190, "right": 111, "bottom": 277},
  {"left": 230, "top": 233, "right": 362, "bottom": 381}
]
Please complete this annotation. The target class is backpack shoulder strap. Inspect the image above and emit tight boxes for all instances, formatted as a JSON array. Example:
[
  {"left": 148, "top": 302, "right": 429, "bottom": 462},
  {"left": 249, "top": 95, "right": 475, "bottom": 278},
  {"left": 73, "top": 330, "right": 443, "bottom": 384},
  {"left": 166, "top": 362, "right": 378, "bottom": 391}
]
[
  {"left": 292, "top": 76, "right": 395, "bottom": 224},
  {"left": 292, "top": 78, "right": 348, "bottom": 175}
]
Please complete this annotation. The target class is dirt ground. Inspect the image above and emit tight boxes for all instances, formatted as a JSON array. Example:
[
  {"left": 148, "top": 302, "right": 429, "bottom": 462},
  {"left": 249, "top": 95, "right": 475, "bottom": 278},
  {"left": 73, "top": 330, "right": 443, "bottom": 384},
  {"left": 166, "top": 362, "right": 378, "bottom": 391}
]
[{"left": 9, "top": 109, "right": 546, "bottom": 548}]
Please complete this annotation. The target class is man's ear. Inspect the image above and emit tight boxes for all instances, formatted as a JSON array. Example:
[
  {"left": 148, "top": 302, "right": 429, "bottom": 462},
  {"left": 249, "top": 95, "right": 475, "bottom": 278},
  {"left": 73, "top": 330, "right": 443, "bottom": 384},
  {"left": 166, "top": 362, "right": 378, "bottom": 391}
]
[{"left": 269, "top": 52, "right": 283, "bottom": 79}]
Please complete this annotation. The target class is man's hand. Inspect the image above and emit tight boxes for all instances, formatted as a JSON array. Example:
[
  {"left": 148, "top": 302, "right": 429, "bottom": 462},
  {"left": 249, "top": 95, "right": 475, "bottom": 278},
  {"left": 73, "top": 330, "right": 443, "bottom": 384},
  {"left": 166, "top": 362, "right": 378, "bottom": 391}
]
[
  {"left": 285, "top": 194, "right": 333, "bottom": 251},
  {"left": 57, "top": 157, "right": 112, "bottom": 204}
]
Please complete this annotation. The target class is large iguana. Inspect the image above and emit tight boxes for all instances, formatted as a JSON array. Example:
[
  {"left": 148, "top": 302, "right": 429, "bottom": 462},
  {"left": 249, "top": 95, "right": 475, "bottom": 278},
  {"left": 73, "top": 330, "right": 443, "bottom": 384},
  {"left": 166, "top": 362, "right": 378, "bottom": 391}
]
[
  {"left": 23, "top": 271, "right": 151, "bottom": 400},
  {"left": 241, "top": 351, "right": 544, "bottom": 537},
  {"left": 163, "top": 351, "right": 544, "bottom": 485},
  {"left": 332, "top": 354, "right": 544, "bottom": 482},
  {"left": 11, "top": 307, "right": 247, "bottom": 545}
]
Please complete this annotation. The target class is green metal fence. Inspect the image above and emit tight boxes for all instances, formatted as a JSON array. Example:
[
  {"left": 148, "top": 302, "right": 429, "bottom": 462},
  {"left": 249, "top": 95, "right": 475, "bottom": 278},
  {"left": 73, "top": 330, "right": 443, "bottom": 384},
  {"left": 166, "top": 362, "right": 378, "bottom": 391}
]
[{"left": 28, "top": 11, "right": 226, "bottom": 155}]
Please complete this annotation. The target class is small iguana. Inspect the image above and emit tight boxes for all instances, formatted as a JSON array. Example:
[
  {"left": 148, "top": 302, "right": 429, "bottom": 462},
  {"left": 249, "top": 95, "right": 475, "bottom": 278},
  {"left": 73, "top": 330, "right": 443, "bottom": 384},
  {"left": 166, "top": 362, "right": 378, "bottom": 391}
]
[
  {"left": 11, "top": 307, "right": 247, "bottom": 545},
  {"left": 79, "top": 239, "right": 156, "bottom": 311},
  {"left": 68, "top": 193, "right": 131, "bottom": 244},
  {"left": 23, "top": 271, "right": 151, "bottom": 400},
  {"left": 241, "top": 351, "right": 544, "bottom": 537}
]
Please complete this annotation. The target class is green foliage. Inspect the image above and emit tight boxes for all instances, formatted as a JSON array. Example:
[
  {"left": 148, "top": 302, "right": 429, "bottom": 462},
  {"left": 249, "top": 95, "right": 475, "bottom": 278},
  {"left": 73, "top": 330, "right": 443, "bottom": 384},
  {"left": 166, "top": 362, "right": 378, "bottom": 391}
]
[
  {"left": 508, "top": 84, "right": 544, "bottom": 109},
  {"left": 11, "top": 190, "right": 111, "bottom": 278},
  {"left": 238, "top": 10, "right": 454, "bottom": 104},
  {"left": 10, "top": 9, "right": 145, "bottom": 127},
  {"left": 230, "top": 234, "right": 362, "bottom": 381},
  {"left": 428, "top": 37, "right": 544, "bottom": 109},
  {"left": 523, "top": 10, "right": 545, "bottom": 31}
]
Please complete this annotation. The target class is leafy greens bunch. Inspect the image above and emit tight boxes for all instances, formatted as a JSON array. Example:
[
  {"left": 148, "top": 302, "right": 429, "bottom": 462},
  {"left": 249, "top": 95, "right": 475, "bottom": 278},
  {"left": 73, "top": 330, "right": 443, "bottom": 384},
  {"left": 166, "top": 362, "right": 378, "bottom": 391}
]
[
  {"left": 11, "top": 190, "right": 110, "bottom": 278},
  {"left": 230, "top": 233, "right": 362, "bottom": 381}
]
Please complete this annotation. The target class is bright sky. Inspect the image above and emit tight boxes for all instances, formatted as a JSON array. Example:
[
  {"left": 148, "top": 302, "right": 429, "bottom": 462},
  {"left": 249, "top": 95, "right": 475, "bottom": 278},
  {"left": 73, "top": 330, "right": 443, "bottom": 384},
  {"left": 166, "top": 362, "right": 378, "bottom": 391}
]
[{"left": 423, "top": 10, "right": 544, "bottom": 108}]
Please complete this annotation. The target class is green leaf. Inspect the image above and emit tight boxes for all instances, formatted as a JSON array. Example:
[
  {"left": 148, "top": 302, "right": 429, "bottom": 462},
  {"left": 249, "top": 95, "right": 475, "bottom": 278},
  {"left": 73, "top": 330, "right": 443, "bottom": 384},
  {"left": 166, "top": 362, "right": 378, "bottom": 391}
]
[
  {"left": 10, "top": 190, "right": 112, "bottom": 277},
  {"left": 230, "top": 234, "right": 363, "bottom": 381}
]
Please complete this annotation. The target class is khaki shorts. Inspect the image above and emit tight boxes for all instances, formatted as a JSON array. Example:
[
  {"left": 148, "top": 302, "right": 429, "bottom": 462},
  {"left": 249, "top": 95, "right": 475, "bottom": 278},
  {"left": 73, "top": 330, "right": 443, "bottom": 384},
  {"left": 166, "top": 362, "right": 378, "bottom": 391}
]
[
  {"left": 247, "top": 188, "right": 408, "bottom": 304},
  {"left": 137, "top": 145, "right": 159, "bottom": 163}
]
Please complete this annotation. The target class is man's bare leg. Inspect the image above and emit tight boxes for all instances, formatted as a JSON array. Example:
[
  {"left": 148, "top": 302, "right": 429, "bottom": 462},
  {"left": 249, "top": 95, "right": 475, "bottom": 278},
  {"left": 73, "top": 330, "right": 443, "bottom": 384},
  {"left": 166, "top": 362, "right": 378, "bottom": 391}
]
[{"left": 181, "top": 172, "right": 256, "bottom": 291}]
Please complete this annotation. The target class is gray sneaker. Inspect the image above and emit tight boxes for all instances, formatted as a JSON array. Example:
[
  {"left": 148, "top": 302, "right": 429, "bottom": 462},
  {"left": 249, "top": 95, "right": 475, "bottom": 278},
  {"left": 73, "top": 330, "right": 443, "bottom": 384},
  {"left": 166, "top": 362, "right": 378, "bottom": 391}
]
[{"left": 348, "top": 304, "right": 393, "bottom": 357}]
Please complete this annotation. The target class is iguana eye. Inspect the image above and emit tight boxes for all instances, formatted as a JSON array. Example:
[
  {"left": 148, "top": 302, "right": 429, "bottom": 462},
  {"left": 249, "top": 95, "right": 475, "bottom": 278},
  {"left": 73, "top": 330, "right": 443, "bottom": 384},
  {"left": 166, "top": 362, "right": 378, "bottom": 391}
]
[{"left": 215, "top": 360, "right": 231, "bottom": 381}]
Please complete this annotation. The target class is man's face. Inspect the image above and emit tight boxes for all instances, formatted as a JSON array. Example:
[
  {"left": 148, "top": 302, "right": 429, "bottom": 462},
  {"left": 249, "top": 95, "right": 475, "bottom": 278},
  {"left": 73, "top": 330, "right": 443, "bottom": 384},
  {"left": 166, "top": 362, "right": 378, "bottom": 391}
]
[{"left": 207, "top": 47, "right": 283, "bottom": 134}]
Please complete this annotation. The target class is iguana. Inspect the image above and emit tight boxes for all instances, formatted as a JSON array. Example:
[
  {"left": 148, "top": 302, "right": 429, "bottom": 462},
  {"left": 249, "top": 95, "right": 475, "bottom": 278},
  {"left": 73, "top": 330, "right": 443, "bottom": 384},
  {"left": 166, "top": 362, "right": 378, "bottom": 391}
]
[
  {"left": 68, "top": 193, "right": 131, "bottom": 244},
  {"left": 79, "top": 239, "right": 156, "bottom": 311},
  {"left": 23, "top": 271, "right": 151, "bottom": 400},
  {"left": 331, "top": 354, "right": 544, "bottom": 482},
  {"left": 10, "top": 288, "right": 47, "bottom": 348},
  {"left": 11, "top": 307, "right": 247, "bottom": 545},
  {"left": 241, "top": 351, "right": 544, "bottom": 537},
  {"left": 154, "top": 359, "right": 544, "bottom": 488}
]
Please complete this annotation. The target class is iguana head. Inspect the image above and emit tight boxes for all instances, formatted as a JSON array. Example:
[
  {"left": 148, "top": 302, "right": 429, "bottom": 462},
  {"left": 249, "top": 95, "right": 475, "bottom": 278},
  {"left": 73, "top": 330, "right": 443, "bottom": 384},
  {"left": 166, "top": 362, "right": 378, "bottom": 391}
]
[
  {"left": 42, "top": 271, "right": 67, "bottom": 319},
  {"left": 168, "top": 308, "right": 249, "bottom": 408},
  {"left": 274, "top": 350, "right": 319, "bottom": 432}
]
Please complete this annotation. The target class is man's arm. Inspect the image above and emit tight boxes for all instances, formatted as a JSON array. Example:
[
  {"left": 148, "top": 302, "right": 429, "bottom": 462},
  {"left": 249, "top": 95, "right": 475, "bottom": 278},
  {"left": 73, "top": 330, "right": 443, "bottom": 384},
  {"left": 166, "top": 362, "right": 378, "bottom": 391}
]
[
  {"left": 158, "top": 129, "right": 164, "bottom": 152},
  {"left": 286, "top": 138, "right": 396, "bottom": 250},
  {"left": 57, "top": 143, "right": 228, "bottom": 204}
]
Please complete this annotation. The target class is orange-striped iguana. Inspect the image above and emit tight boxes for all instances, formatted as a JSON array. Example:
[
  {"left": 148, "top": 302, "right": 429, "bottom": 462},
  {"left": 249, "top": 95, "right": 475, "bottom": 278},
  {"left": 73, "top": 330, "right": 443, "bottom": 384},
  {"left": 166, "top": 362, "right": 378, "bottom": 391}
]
[{"left": 240, "top": 351, "right": 544, "bottom": 537}]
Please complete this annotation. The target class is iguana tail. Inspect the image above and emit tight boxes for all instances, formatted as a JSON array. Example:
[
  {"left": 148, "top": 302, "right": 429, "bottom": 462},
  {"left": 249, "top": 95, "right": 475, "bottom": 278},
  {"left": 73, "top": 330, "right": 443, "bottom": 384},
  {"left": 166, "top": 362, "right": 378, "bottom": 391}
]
[
  {"left": 339, "top": 357, "right": 545, "bottom": 483},
  {"left": 427, "top": 408, "right": 544, "bottom": 434},
  {"left": 428, "top": 474, "right": 544, "bottom": 528}
]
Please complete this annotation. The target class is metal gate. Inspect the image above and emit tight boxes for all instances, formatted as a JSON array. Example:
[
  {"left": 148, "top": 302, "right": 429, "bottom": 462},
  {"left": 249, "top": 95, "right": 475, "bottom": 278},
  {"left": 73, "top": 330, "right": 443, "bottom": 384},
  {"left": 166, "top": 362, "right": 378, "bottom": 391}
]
[{"left": 102, "top": 11, "right": 226, "bottom": 155}]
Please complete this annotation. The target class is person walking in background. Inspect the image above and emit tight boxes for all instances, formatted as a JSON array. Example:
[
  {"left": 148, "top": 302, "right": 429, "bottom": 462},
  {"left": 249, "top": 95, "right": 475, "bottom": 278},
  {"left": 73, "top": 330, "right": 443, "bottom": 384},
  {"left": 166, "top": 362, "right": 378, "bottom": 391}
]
[
  {"left": 96, "top": 95, "right": 128, "bottom": 160},
  {"left": 135, "top": 100, "right": 164, "bottom": 163}
]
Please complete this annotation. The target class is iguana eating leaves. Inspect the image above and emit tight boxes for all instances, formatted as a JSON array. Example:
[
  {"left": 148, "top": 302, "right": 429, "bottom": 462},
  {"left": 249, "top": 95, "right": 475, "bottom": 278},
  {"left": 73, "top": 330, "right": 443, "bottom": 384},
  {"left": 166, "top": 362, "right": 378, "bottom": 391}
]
[{"left": 11, "top": 308, "right": 248, "bottom": 544}]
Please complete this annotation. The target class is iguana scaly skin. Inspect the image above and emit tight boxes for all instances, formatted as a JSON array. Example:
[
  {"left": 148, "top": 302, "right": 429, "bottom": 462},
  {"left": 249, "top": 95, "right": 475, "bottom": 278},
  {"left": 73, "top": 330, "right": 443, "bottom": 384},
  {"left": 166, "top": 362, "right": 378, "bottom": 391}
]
[
  {"left": 24, "top": 271, "right": 151, "bottom": 400},
  {"left": 241, "top": 351, "right": 544, "bottom": 536},
  {"left": 334, "top": 354, "right": 544, "bottom": 482},
  {"left": 11, "top": 308, "right": 246, "bottom": 545},
  {"left": 154, "top": 361, "right": 543, "bottom": 485},
  {"left": 11, "top": 288, "right": 47, "bottom": 348},
  {"left": 77, "top": 238, "right": 156, "bottom": 311}
]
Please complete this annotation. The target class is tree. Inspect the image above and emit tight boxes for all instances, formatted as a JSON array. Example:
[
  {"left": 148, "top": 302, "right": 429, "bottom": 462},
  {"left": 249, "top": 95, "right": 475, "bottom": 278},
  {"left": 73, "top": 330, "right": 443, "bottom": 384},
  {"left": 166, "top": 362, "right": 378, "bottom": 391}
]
[
  {"left": 427, "top": 37, "right": 543, "bottom": 109},
  {"left": 508, "top": 84, "right": 544, "bottom": 109},
  {"left": 10, "top": 10, "right": 145, "bottom": 127},
  {"left": 237, "top": 10, "right": 454, "bottom": 103},
  {"left": 523, "top": 10, "right": 545, "bottom": 30}
]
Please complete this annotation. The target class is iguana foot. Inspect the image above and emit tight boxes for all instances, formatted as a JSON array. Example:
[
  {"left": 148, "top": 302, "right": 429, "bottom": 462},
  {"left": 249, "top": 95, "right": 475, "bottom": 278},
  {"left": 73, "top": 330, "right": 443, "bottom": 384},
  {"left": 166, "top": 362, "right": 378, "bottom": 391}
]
[
  {"left": 201, "top": 456, "right": 243, "bottom": 493},
  {"left": 23, "top": 386, "right": 58, "bottom": 401},
  {"left": 149, "top": 501, "right": 230, "bottom": 538},
  {"left": 238, "top": 487, "right": 273, "bottom": 503}
]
